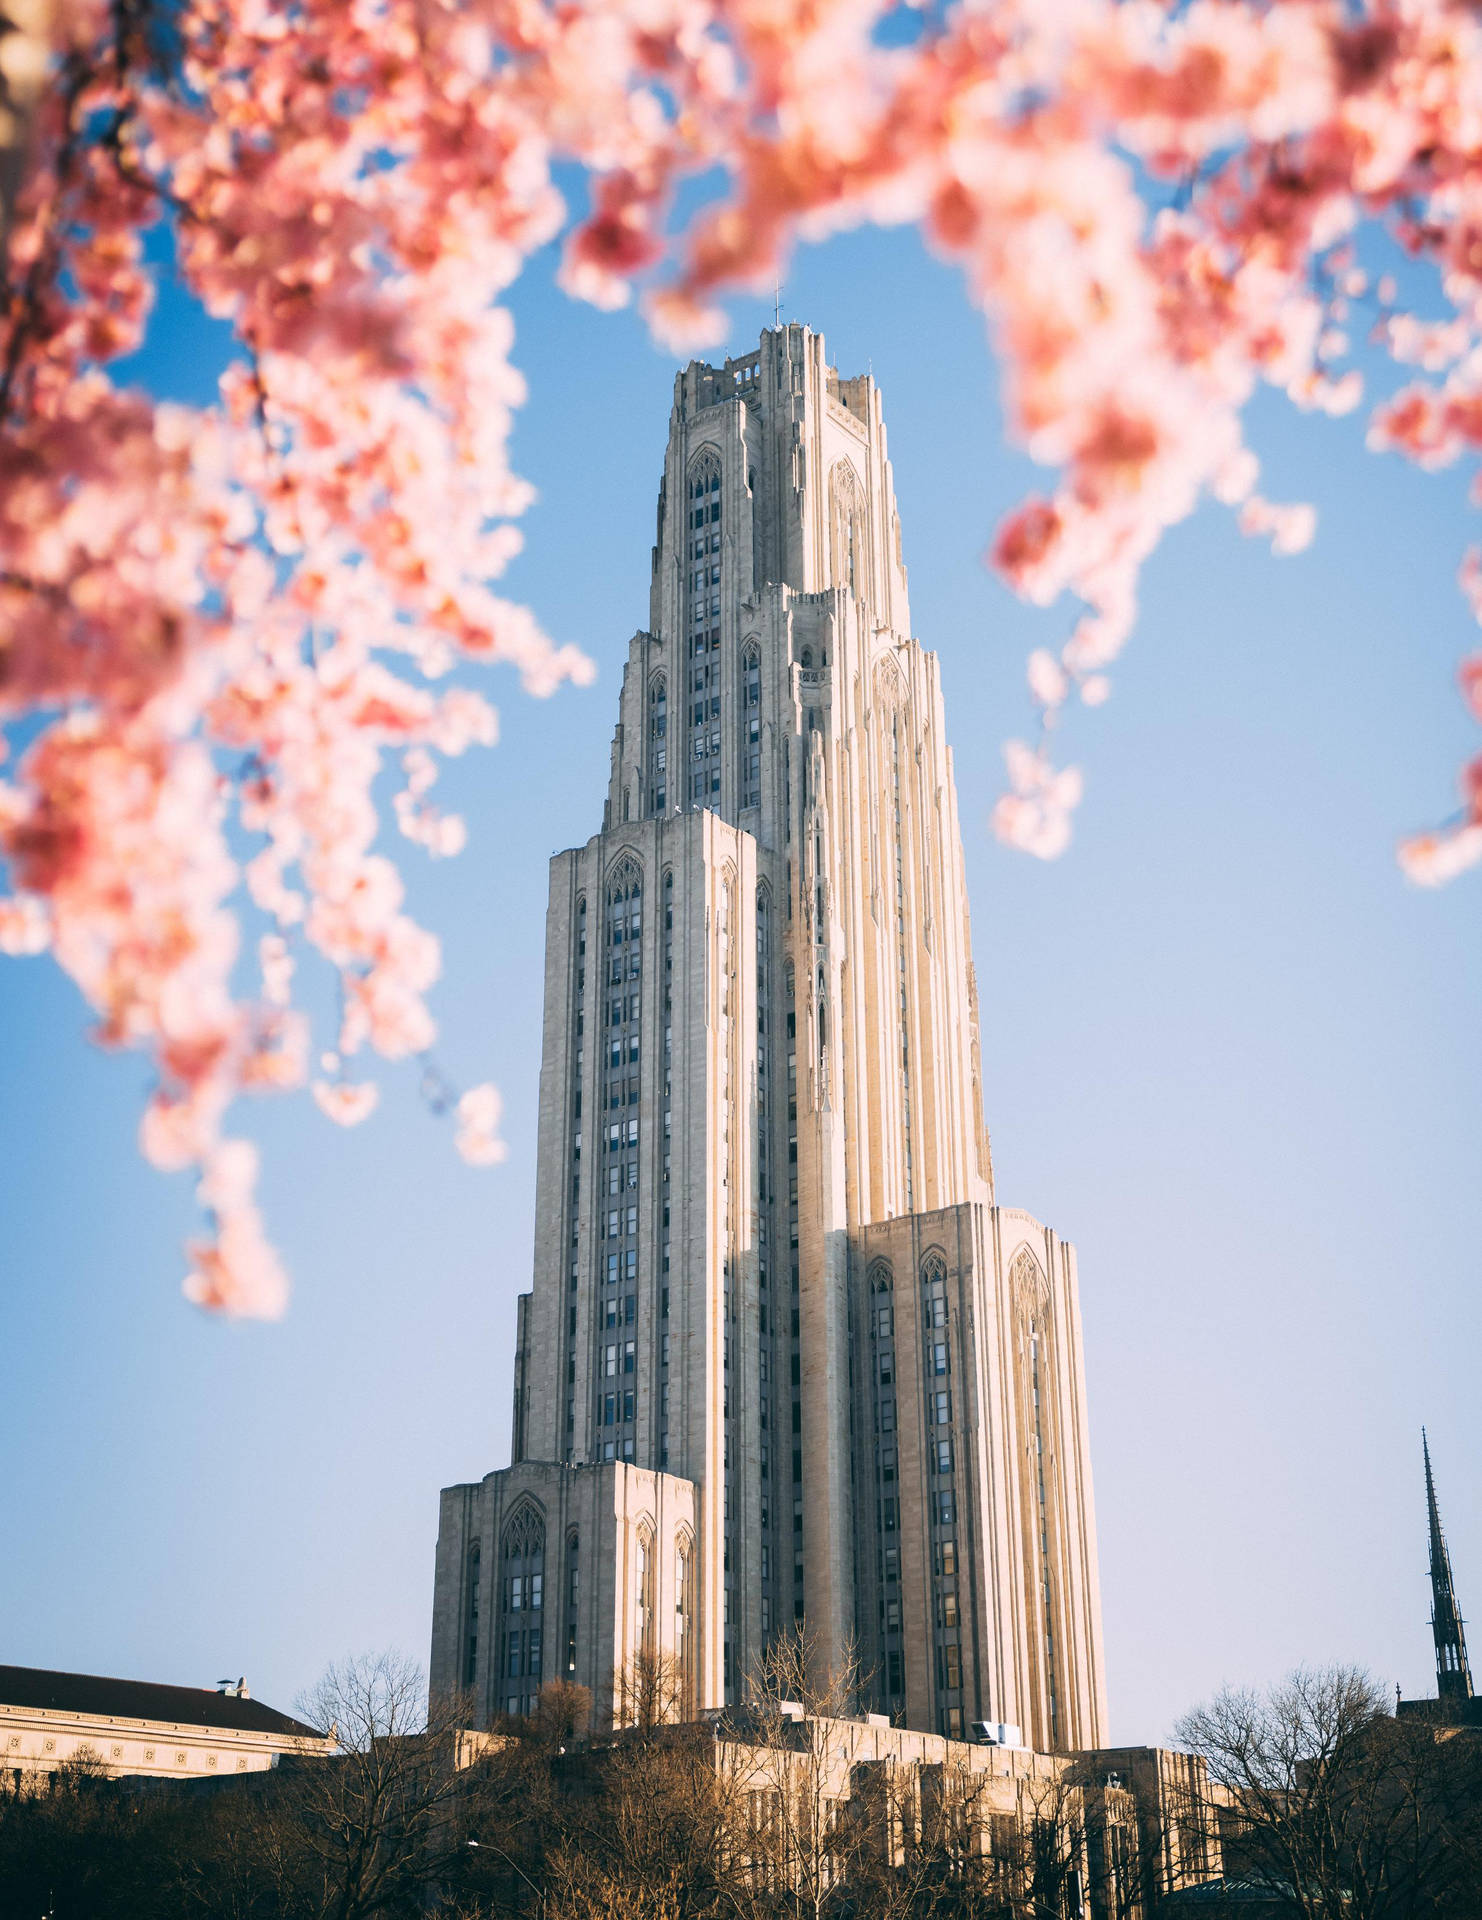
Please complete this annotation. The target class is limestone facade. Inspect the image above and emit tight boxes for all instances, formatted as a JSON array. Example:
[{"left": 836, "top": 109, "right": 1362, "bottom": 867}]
[{"left": 431, "top": 325, "right": 1108, "bottom": 1749}]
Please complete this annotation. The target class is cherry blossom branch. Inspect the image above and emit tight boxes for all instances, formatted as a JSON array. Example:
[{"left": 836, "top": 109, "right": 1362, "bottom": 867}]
[{"left": 4, "top": 0, "right": 1482, "bottom": 1319}]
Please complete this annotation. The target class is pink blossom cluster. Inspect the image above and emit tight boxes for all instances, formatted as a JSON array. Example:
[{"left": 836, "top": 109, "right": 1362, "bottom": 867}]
[{"left": 5, "top": 0, "right": 1482, "bottom": 1312}]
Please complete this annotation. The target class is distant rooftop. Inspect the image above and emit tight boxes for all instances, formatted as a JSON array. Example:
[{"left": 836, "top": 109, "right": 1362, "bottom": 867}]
[{"left": 0, "top": 1664, "right": 325, "bottom": 1740}]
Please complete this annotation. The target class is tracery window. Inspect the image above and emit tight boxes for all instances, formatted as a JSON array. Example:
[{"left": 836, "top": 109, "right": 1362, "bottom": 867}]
[{"left": 499, "top": 1506, "right": 545, "bottom": 1717}]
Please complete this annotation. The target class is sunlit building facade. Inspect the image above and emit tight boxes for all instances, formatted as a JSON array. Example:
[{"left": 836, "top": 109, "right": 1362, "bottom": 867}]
[{"left": 431, "top": 325, "right": 1108, "bottom": 1750}]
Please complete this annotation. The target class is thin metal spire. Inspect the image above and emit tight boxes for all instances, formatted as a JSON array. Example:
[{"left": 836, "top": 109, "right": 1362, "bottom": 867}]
[{"left": 1423, "top": 1428, "right": 1474, "bottom": 1703}]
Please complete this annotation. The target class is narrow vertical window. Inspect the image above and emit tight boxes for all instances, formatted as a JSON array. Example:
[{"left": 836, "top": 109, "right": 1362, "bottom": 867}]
[
  {"left": 686, "top": 456, "right": 723, "bottom": 802},
  {"left": 741, "top": 645, "right": 761, "bottom": 809},
  {"left": 648, "top": 673, "right": 668, "bottom": 815}
]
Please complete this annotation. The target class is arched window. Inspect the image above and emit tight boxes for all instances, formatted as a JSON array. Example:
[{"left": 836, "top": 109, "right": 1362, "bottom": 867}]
[
  {"left": 498, "top": 1506, "right": 546, "bottom": 1718},
  {"left": 635, "top": 1526, "right": 655, "bottom": 1659},
  {"left": 648, "top": 673, "right": 668, "bottom": 816},
  {"left": 605, "top": 862, "right": 643, "bottom": 989},
  {"left": 741, "top": 645, "right": 761, "bottom": 808},
  {"left": 831, "top": 461, "right": 864, "bottom": 604},
  {"left": 1010, "top": 1246, "right": 1059, "bottom": 1745},
  {"left": 675, "top": 1533, "right": 694, "bottom": 1705},
  {"left": 464, "top": 1542, "right": 481, "bottom": 1688}
]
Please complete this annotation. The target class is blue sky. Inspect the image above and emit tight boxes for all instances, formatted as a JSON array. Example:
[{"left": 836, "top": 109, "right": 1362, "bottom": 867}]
[{"left": 1, "top": 217, "right": 1477, "bottom": 1742}]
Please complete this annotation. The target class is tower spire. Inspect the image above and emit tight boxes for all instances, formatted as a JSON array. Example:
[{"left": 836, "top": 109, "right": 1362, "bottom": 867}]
[{"left": 1424, "top": 1429, "right": 1474, "bottom": 1703}]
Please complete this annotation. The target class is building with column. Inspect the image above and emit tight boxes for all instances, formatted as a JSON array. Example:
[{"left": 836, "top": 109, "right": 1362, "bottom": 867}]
[{"left": 430, "top": 324, "right": 1108, "bottom": 1751}]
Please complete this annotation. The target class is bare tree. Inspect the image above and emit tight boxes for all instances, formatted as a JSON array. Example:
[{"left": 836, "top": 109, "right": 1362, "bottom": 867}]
[
  {"left": 1175, "top": 1664, "right": 1482, "bottom": 1920},
  {"left": 278, "top": 1649, "right": 474, "bottom": 1920},
  {"left": 728, "top": 1627, "right": 875, "bottom": 1920},
  {"left": 616, "top": 1649, "right": 691, "bottom": 1734}
]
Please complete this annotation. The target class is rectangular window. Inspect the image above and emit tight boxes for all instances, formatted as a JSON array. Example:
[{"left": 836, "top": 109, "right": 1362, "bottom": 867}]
[
  {"left": 936, "top": 1438, "right": 953, "bottom": 1474},
  {"left": 932, "top": 1341, "right": 949, "bottom": 1375},
  {"left": 933, "top": 1389, "right": 950, "bottom": 1426},
  {"left": 605, "top": 1344, "right": 617, "bottom": 1376},
  {"left": 623, "top": 1339, "right": 636, "bottom": 1373}
]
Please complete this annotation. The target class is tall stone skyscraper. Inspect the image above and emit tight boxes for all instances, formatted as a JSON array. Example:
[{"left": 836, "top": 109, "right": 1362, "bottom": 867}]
[{"left": 431, "top": 325, "right": 1108, "bottom": 1751}]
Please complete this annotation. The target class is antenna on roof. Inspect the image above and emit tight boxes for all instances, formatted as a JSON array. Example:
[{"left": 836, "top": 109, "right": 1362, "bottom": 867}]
[{"left": 773, "top": 274, "right": 784, "bottom": 331}]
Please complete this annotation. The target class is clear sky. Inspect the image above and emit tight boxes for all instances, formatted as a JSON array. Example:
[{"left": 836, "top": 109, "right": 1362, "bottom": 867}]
[{"left": 1, "top": 216, "right": 1478, "bottom": 1744}]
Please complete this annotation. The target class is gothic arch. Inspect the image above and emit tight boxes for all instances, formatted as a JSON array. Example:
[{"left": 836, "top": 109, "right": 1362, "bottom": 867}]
[
  {"left": 873, "top": 653, "right": 906, "bottom": 710},
  {"left": 688, "top": 447, "right": 722, "bottom": 490},
  {"left": 1009, "top": 1245, "right": 1050, "bottom": 1315},
  {"left": 868, "top": 1259, "right": 893, "bottom": 1295},
  {"left": 829, "top": 459, "right": 866, "bottom": 600},
  {"left": 919, "top": 1249, "right": 948, "bottom": 1290},
  {"left": 605, "top": 853, "right": 644, "bottom": 896},
  {"left": 500, "top": 1499, "right": 545, "bottom": 1561},
  {"left": 634, "top": 1520, "right": 657, "bottom": 1659}
]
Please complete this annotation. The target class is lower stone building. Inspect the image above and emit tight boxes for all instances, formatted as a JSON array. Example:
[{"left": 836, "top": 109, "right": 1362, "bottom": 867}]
[
  {"left": 0, "top": 1665, "right": 333, "bottom": 1792},
  {"left": 523, "top": 1704, "right": 1227, "bottom": 1918}
]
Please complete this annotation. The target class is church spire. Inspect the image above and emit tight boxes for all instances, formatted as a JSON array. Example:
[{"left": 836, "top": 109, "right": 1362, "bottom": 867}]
[{"left": 1424, "top": 1429, "right": 1474, "bottom": 1703}]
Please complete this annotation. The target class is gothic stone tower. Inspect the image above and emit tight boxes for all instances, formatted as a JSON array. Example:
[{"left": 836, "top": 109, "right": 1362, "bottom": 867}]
[{"left": 430, "top": 326, "right": 1109, "bottom": 1751}]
